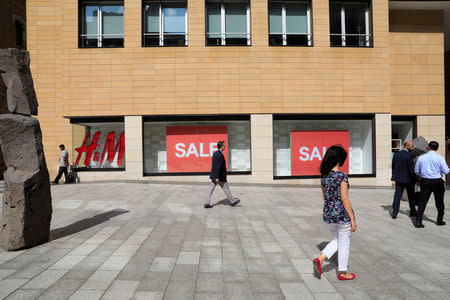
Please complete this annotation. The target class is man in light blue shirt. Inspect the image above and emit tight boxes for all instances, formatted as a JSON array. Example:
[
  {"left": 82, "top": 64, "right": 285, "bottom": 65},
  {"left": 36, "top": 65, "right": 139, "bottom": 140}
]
[{"left": 414, "top": 141, "right": 449, "bottom": 228}]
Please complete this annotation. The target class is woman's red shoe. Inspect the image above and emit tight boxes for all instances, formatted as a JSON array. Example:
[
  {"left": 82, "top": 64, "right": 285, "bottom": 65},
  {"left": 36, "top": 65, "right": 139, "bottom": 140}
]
[
  {"left": 313, "top": 258, "right": 322, "bottom": 279},
  {"left": 337, "top": 273, "right": 356, "bottom": 281}
]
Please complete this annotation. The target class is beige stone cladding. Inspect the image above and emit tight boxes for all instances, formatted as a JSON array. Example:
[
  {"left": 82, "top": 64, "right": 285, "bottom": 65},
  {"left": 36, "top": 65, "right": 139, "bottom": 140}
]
[
  {"left": 125, "top": 116, "right": 143, "bottom": 180},
  {"left": 417, "top": 115, "right": 446, "bottom": 157},
  {"left": 25, "top": 0, "right": 446, "bottom": 185}
]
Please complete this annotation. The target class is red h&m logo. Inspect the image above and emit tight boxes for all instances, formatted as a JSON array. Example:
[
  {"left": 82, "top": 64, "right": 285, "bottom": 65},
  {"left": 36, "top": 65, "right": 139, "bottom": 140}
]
[{"left": 75, "top": 131, "right": 125, "bottom": 167}]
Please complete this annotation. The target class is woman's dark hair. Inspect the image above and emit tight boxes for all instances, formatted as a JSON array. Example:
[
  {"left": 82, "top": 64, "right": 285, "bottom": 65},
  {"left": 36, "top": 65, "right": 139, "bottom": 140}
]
[{"left": 320, "top": 145, "right": 348, "bottom": 176}]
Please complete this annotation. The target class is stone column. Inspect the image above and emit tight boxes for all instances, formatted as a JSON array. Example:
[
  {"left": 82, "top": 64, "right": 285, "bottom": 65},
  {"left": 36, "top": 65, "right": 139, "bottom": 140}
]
[
  {"left": 125, "top": 116, "right": 143, "bottom": 180},
  {"left": 416, "top": 115, "right": 446, "bottom": 157},
  {"left": 251, "top": 114, "right": 274, "bottom": 184},
  {"left": 375, "top": 113, "right": 392, "bottom": 186}
]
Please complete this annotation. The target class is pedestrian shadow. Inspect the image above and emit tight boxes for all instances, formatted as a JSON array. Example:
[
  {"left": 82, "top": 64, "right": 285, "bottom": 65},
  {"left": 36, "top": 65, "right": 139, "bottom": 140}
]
[
  {"left": 380, "top": 205, "right": 436, "bottom": 225},
  {"left": 212, "top": 199, "right": 242, "bottom": 207},
  {"left": 50, "top": 209, "right": 129, "bottom": 241},
  {"left": 316, "top": 242, "right": 338, "bottom": 275}
]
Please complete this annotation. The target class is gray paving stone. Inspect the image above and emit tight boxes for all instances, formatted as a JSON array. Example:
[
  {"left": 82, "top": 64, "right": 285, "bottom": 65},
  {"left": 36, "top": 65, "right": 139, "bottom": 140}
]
[
  {"left": 102, "top": 280, "right": 140, "bottom": 300},
  {"left": 312, "top": 292, "right": 345, "bottom": 300},
  {"left": 22, "top": 269, "right": 68, "bottom": 290},
  {"left": 273, "top": 265, "right": 302, "bottom": 283},
  {"left": 224, "top": 282, "right": 254, "bottom": 300},
  {"left": 171, "top": 264, "right": 198, "bottom": 282},
  {"left": 37, "top": 279, "right": 84, "bottom": 300},
  {"left": 132, "top": 291, "right": 163, "bottom": 300},
  {"left": 199, "top": 257, "right": 222, "bottom": 273},
  {"left": 5, "top": 289, "right": 43, "bottom": 300},
  {"left": 300, "top": 274, "right": 336, "bottom": 293},
  {"left": 195, "top": 273, "right": 223, "bottom": 293},
  {"left": 279, "top": 283, "right": 314, "bottom": 300},
  {"left": 245, "top": 258, "right": 272, "bottom": 273},
  {"left": 253, "top": 293, "right": 285, "bottom": 300},
  {"left": 149, "top": 257, "right": 176, "bottom": 272},
  {"left": 164, "top": 281, "right": 195, "bottom": 300},
  {"left": 290, "top": 258, "right": 313, "bottom": 274},
  {"left": 0, "top": 279, "right": 29, "bottom": 299},
  {"left": 177, "top": 252, "right": 200, "bottom": 265},
  {"left": 138, "top": 271, "right": 171, "bottom": 292},
  {"left": 249, "top": 274, "right": 280, "bottom": 294},
  {"left": 194, "top": 293, "right": 224, "bottom": 300},
  {"left": 80, "top": 270, "right": 120, "bottom": 290},
  {"left": 69, "top": 289, "right": 104, "bottom": 300}
]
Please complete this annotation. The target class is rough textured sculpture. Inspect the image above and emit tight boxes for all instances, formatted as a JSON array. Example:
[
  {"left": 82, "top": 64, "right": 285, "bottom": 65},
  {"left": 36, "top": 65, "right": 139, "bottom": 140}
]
[
  {"left": 0, "top": 48, "right": 52, "bottom": 250},
  {"left": 0, "top": 49, "right": 38, "bottom": 115}
]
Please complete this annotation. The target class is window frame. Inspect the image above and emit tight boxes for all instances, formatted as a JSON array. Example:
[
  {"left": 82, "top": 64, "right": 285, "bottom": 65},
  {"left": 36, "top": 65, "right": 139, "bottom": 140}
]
[
  {"left": 79, "top": 0, "right": 125, "bottom": 48},
  {"left": 268, "top": 0, "right": 312, "bottom": 47},
  {"left": 142, "top": 0, "right": 188, "bottom": 47},
  {"left": 205, "top": 1, "right": 251, "bottom": 46},
  {"left": 329, "top": 0, "right": 372, "bottom": 47}
]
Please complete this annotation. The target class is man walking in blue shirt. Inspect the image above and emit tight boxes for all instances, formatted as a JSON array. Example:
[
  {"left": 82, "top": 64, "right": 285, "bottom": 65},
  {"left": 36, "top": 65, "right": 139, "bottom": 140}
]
[{"left": 414, "top": 141, "right": 449, "bottom": 228}]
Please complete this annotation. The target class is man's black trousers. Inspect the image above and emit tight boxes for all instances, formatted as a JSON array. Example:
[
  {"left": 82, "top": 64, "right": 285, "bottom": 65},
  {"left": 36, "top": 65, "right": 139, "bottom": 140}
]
[
  {"left": 416, "top": 178, "right": 445, "bottom": 223},
  {"left": 54, "top": 167, "right": 68, "bottom": 184},
  {"left": 392, "top": 182, "right": 416, "bottom": 216}
]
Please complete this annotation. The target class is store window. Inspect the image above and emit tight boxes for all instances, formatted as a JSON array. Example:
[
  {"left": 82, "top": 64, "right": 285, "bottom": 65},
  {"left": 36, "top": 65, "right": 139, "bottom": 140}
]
[
  {"left": 391, "top": 118, "right": 415, "bottom": 153},
  {"left": 273, "top": 117, "right": 374, "bottom": 177},
  {"left": 71, "top": 119, "right": 125, "bottom": 170},
  {"left": 268, "top": 0, "right": 312, "bottom": 46},
  {"left": 329, "top": 0, "right": 372, "bottom": 47},
  {"left": 79, "top": 1, "right": 124, "bottom": 48},
  {"left": 143, "top": 118, "right": 251, "bottom": 175},
  {"left": 143, "top": 0, "right": 188, "bottom": 46},
  {"left": 206, "top": 0, "right": 251, "bottom": 46}
]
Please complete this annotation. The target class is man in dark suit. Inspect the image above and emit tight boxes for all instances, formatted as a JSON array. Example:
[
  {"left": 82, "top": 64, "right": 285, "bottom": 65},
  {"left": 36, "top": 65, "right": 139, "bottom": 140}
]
[
  {"left": 204, "top": 141, "right": 240, "bottom": 208},
  {"left": 391, "top": 140, "right": 417, "bottom": 219}
]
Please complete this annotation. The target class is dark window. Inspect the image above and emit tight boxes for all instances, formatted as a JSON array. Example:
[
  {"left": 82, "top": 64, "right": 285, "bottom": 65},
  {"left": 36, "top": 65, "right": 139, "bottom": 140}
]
[
  {"left": 329, "top": 0, "right": 372, "bottom": 47},
  {"left": 206, "top": 1, "right": 250, "bottom": 46},
  {"left": 143, "top": 1, "right": 187, "bottom": 47},
  {"left": 15, "top": 21, "right": 24, "bottom": 48},
  {"left": 79, "top": 1, "right": 124, "bottom": 48},
  {"left": 268, "top": 1, "right": 312, "bottom": 46}
]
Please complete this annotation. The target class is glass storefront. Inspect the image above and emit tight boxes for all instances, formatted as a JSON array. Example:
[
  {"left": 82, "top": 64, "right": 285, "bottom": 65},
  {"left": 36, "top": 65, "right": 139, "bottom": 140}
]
[
  {"left": 143, "top": 118, "right": 251, "bottom": 175},
  {"left": 273, "top": 117, "right": 373, "bottom": 176},
  {"left": 71, "top": 119, "right": 125, "bottom": 170}
]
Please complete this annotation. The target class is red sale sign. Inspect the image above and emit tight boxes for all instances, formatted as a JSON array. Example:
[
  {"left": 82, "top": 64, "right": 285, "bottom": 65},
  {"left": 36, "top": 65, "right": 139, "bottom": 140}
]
[
  {"left": 166, "top": 126, "right": 228, "bottom": 172},
  {"left": 290, "top": 130, "right": 349, "bottom": 176}
]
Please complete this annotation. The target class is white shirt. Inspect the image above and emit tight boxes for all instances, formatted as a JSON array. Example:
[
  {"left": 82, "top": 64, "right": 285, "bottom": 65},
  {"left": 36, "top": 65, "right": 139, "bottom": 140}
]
[
  {"left": 414, "top": 150, "right": 449, "bottom": 179},
  {"left": 59, "top": 149, "right": 68, "bottom": 167}
]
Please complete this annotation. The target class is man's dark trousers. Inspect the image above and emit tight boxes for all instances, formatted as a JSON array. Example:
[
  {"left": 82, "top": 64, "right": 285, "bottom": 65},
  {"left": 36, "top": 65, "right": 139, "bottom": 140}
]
[
  {"left": 392, "top": 182, "right": 415, "bottom": 216},
  {"left": 54, "top": 166, "right": 68, "bottom": 184},
  {"left": 416, "top": 178, "right": 445, "bottom": 224}
]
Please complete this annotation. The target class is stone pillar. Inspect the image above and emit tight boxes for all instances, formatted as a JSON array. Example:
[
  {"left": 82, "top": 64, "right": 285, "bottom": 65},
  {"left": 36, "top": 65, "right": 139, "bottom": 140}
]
[
  {"left": 251, "top": 114, "right": 274, "bottom": 184},
  {"left": 416, "top": 115, "right": 446, "bottom": 157},
  {"left": 375, "top": 113, "right": 392, "bottom": 186},
  {"left": 125, "top": 116, "right": 143, "bottom": 180}
]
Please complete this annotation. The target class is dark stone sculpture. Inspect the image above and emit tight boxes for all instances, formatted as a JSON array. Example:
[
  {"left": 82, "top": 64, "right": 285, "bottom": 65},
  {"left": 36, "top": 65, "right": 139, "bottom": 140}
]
[{"left": 0, "top": 48, "right": 52, "bottom": 250}]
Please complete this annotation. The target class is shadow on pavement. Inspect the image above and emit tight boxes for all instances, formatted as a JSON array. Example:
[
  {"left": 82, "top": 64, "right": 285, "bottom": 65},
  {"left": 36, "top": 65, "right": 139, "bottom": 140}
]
[
  {"left": 50, "top": 209, "right": 129, "bottom": 241},
  {"left": 380, "top": 205, "right": 436, "bottom": 225},
  {"left": 212, "top": 199, "right": 242, "bottom": 207},
  {"left": 316, "top": 241, "right": 338, "bottom": 274}
]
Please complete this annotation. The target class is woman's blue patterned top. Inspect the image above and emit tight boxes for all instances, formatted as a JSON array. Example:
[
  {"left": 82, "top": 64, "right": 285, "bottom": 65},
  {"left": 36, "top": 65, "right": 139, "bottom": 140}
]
[{"left": 321, "top": 170, "right": 350, "bottom": 224}]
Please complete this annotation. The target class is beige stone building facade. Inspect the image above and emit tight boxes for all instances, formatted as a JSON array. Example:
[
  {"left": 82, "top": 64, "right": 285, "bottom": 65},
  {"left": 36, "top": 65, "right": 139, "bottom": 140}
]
[{"left": 25, "top": 0, "right": 446, "bottom": 186}]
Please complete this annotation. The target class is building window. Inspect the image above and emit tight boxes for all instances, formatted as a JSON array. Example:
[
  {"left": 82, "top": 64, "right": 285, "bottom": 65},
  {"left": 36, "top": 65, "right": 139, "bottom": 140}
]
[
  {"left": 273, "top": 116, "right": 374, "bottom": 177},
  {"left": 79, "top": 1, "right": 124, "bottom": 48},
  {"left": 143, "top": 118, "right": 251, "bottom": 175},
  {"left": 15, "top": 21, "right": 25, "bottom": 48},
  {"left": 71, "top": 118, "right": 125, "bottom": 170},
  {"left": 329, "top": 0, "right": 372, "bottom": 47},
  {"left": 268, "top": 1, "right": 312, "bottom": 46},
  {"left": 206, "top": 0, "right": 251, "bottom": 46},
  {"left": 143, "top": 1, "right": 188, "bottom": 46}
]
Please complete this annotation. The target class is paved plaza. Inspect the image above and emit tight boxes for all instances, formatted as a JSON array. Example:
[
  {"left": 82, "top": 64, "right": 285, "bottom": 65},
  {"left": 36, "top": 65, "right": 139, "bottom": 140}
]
[{"left": 0, "top": 182, "right": 449, "bottom": 299}]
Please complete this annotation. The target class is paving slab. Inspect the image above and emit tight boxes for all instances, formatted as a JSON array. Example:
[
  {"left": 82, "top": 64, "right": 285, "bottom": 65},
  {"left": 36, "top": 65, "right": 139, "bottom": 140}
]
[{"left": 0, "top": 182, "right": 448, "bottom": 299}]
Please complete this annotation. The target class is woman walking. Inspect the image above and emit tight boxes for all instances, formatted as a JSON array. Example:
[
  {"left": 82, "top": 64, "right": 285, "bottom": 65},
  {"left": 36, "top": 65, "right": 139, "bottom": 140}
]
[{"left": 313, "top": 145, "right": 357, "bottom": 281}]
